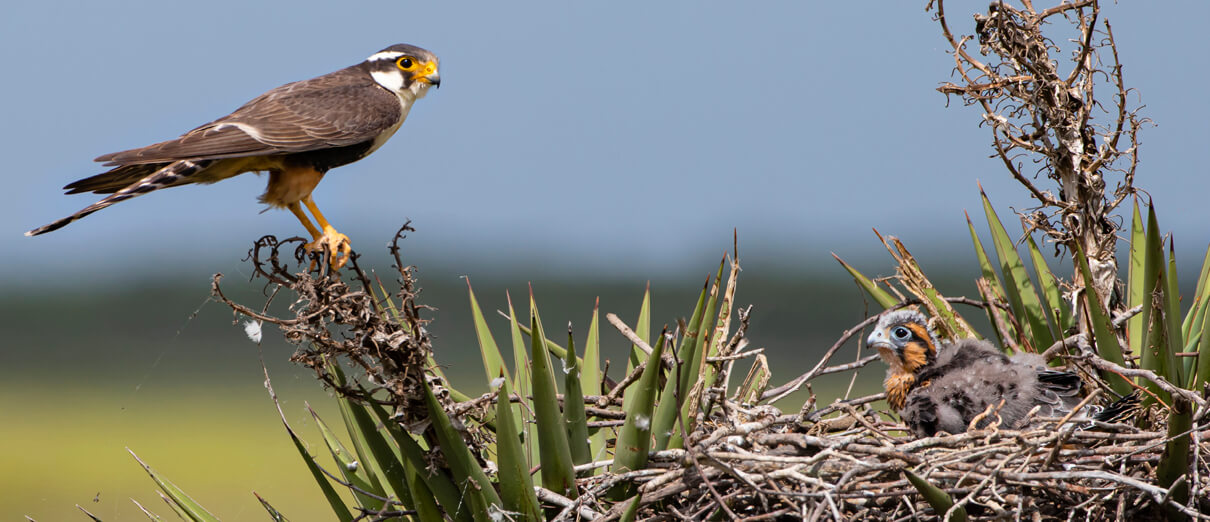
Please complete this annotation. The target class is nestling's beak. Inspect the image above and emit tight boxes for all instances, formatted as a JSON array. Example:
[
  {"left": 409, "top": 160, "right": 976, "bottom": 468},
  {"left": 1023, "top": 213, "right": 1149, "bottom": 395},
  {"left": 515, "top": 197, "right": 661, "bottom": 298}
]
[{"left": 866, "top": 329, "right": 890, "bottom": 351}]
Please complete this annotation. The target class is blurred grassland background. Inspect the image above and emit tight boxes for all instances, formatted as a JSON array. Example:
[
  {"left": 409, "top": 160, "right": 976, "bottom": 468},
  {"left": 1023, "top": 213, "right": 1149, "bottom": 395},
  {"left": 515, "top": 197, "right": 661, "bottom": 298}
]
[{"left": 2, "top": 0, "right": 1208, "bottom": 520}]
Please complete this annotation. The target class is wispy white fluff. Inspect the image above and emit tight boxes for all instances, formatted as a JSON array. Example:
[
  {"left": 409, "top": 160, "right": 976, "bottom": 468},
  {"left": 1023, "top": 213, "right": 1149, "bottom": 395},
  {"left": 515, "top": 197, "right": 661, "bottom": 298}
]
[{"left": 243, "top": 320, "right": 262, "bottom": 344}]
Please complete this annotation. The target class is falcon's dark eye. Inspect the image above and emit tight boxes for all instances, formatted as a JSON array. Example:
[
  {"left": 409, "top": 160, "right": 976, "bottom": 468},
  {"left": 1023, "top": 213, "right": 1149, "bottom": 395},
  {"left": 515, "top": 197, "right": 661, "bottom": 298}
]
[
  {"left": 397, "top": 57, "right": 415, "bottom": 69},
  {"left": 891, "top": 326, "right": 912, "bottom": 341}
]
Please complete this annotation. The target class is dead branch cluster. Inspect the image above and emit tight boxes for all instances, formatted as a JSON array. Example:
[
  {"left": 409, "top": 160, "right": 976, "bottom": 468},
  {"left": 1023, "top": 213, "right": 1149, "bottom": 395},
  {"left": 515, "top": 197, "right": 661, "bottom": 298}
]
[
  {"left": 211, "top": 223, "right": 450, "bottom": 428},
  {"left": 931, "top": 0, "right": 1146, "bottom": 311}
]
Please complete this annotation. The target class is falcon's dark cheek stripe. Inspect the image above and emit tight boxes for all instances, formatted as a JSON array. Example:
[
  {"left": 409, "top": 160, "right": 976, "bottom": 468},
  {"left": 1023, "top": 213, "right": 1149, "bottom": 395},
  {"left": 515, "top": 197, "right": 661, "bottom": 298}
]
[{"left": 904, "top": 323, "right": 935, "bottom": 353}]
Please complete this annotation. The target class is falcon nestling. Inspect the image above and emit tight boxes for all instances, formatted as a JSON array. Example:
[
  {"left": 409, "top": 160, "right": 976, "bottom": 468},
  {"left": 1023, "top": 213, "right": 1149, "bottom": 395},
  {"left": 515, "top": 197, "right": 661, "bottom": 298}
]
[
  {"left": 26, "top": 43, "right": 441, "bottom": 269},
  {"left": 867, "top": 309, "right": 1136, "bottom": 437}
]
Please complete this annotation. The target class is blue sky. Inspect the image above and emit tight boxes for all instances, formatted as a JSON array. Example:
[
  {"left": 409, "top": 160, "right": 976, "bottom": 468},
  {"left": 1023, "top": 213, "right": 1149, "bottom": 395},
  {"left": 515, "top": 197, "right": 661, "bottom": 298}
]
[{"left": 3, "top": 1, "right": 1207, "bottom": 286}]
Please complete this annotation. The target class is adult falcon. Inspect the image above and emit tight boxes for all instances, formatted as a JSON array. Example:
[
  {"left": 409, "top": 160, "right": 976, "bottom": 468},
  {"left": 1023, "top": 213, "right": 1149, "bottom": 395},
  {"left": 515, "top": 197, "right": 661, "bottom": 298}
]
[{"left": 26, "top": 43, "right": 441, "bottom": 269}]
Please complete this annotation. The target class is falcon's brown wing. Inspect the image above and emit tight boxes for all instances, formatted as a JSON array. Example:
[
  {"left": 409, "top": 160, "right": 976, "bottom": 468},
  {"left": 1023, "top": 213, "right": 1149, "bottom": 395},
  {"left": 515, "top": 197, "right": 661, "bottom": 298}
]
[{"left": 95, "top": 65, "right": 402, "bottom": 166}]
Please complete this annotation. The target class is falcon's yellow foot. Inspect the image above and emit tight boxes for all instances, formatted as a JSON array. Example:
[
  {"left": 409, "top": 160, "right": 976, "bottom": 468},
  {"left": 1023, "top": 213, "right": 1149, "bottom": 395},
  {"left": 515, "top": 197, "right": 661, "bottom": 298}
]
[{"left": 305, "top": 226, "right": 352, "bottom": 270}]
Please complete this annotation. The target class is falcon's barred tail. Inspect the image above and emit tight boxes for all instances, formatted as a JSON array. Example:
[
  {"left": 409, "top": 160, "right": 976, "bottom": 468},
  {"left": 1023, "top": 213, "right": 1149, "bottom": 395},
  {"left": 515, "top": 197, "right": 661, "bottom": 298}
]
[
  {"left": 25, "top": 160, "right": 212, "bottom": 236},
  {"left": 63, "top": 164, "right": 165, "bottom": 195}
]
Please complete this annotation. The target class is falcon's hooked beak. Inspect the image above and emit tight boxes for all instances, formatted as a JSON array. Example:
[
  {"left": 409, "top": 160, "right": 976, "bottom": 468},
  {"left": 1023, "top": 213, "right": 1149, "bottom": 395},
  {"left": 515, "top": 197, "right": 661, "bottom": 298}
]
[{"left": 414, "top": 61, "right": 441, "bottom": 88}]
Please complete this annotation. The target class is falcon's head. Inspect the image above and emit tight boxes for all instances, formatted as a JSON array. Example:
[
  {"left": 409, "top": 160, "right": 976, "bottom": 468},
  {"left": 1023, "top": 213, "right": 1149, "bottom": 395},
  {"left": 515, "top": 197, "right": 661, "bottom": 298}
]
[
  {"left": 867, "top": 310, "right": 940, "bottom": 409},
  {"left": 365, "top": 44, "right": 441, "bottom": 99}
]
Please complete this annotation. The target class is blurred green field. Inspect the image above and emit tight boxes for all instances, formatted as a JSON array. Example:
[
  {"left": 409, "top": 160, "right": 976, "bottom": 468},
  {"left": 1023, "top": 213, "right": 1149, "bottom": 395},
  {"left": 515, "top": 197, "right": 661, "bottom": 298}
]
[{"left": 1, "top": 255, "right": 953, "bottom": 520}]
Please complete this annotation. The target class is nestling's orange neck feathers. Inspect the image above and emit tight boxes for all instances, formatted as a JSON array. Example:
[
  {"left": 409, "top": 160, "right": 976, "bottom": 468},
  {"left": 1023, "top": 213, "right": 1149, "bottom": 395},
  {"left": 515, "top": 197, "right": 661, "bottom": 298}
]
[
  {"left": 868, "top": 311, "right": 941, "bottom": 412},
  {"left": 885, "top": 372, "right": 916, "bottom": 410},
  {"left": 879, "top": 326, "right": 936, "bottom": 410}
]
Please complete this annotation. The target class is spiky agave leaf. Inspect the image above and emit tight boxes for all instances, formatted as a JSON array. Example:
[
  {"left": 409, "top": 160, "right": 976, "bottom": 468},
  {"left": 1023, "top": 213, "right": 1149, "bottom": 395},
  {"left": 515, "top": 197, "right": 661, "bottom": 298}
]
[
  {"left": 491, "top": 371, "right": 544, "bottom": 521},
  {"left": 527, "top": 291, "right": 578, "bottom": 498},
  {"left": 128, "top": 449, "right": 223, "bottom": 522},
  {"left": 563, "top": 324, "right": 592, "bottom": 466},
  {"left": 610, "top": 328, "right": 668, "bottom": 500}
]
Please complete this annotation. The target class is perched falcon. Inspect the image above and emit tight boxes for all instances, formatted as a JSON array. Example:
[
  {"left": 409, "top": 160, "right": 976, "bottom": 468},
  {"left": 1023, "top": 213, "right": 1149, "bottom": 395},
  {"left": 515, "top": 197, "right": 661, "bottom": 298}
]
[
  {"left": 26, "top": 43, "right": 440, "bottom": 269},
  {"left": 867, "top": 309, "right": 1138, "bottom": 437}
]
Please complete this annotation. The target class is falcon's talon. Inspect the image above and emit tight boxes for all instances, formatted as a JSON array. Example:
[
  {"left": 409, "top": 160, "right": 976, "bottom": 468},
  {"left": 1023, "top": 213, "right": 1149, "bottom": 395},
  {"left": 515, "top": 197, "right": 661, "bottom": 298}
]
[{"left": 305, "top": 228, "right": 352, "bottom": 270}]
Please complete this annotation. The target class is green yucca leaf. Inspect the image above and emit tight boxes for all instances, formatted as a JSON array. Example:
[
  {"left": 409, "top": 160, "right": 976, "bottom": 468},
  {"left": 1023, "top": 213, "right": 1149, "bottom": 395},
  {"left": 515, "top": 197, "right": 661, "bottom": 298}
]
[
  {"left": 630, "top": 282, "right": 652, "bottom": 371},
  {"left": 652, "top": 275, "right": 710, "bottom": 451},
  {"left": 981, "top": 189, "right": 1053, "bottom": 350},
  {"left": 406, "top": 464, "right": 445, "bottom": 522},
  {"left": 1026, "top": 233, "right": 1070, "bottom": 336},
  {"left": 610, "top": 328, "right": 668, "bottom": 499},
  {"left": 622, "top": 284, "right": 654, "bottom": 414},
  {"left": 528, "top": 293, "right": 579, "bottom": 498},
  {"left": 365, "top": 399, "right": 470, "bottom": 522},
  {"left": 253, "top": 492, "right": 289, "bottom": 522},
  {"left": 1141, "top": 284, "right": 1174, "bottom": 404},
  {"left": 1136, "top": 202, "right": 1164, "bottom": 364},
  {"left": 665, "top": 258, "right": 726, "bottom": 449},
  {"left": 307, "top": 404, "right": 386, "bottom": 512},
  {"left": 1181, "top": 285, "right": 1206, "bottom": 383},
  {"left": 421, "top": 379, "right": 502, "bottom": 521},
  {"left": 155, "top": 491, "right": 192, "bottom": 521},
  {"left": 583, "top": 299, "right": 607, "bottom": 468},
  {"left": 685, "top": 258, "right": 725, "bottom": 396},
  {"left": 832, "top": 253, "right": 898, "bottom": 309},
  {"left": 128, "top": 449, "right": 223, "bottom": 522},
  {"left": 328, "top": 367, "right": 389, "bottom": 501},
  {"left": 326, "top": 361, "right": 410, "bottom": 507},
  {"left": 511, "top": 315, "right": 595, "bottom": 365},
  {"left": 505, "top": 292, "right": 538, "bottom": 467},
  {"left": 1194, "top": 251, "right": 1210, "bottom": 390},
  {"left": 966, "top": 211, "right": 1003, "bottom": 289},
  {"left": 1157, "top": 396, "right": 1192, "bottom": 517},
  {"left": 564, "top": 323, "right": 592, "bottom": 466},
  {"left": 1180, "top": 245, "right": 1210, "bottom": 345},
  {"left": 1127, "top": 200, "right": 1147, "bottom": 357},
  {"left": 467, "top": 278, "right": 509, "bottom": 386},
  {"left": 1195, "top": 305, "right": 1210, "bottom": 392},
  {"left": 685, "top": 253, "right": 741, "bottom": 438},
  {"left": 619, "top": 492, "right": 643, "bottom": 522},
  {"left": 493, "top": 372, "right": 544, "bottom": 521},
  {"left": 1138, "top": 205, "right": 1183, "bottom": 391},
  {"left": 1164, "top": 242, "right": 1187, "bottom": 386},
  {"left": 903, "top": 469, "right": 967, "bottom": 522},
  {"left": 340, "top": 390, "right": 412, "bottom": 510},
  {"left": 966, "top": 212, "right": 1011, "bottom": 347},
  {"left": 1075, "top": 248, "right": 1133, "bottom": 396}
]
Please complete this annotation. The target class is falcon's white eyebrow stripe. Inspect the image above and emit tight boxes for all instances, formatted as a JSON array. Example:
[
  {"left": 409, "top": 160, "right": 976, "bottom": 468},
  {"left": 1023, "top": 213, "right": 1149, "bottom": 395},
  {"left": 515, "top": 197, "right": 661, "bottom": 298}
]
[{"left": 367, "top": 51, "right": 405, "bottom": 61}]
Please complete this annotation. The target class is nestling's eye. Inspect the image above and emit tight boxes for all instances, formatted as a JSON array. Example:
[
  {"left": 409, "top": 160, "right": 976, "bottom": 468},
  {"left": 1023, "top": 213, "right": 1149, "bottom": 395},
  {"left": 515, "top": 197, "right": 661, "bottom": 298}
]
[
  {"left": 397, "top": 56, "right": 415, "bottom": 69},
  {"left": 891, "top": 326, "right": 912, "bottom": 341}
]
